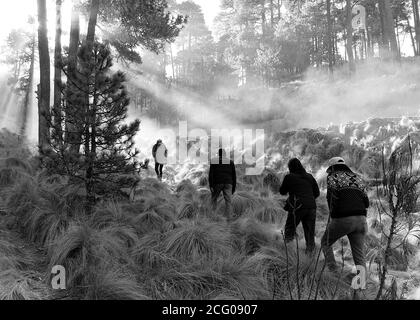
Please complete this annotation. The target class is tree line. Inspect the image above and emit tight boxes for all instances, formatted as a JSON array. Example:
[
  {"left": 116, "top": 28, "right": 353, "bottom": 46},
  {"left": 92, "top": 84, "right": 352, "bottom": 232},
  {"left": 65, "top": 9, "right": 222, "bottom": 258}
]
[{"left": 165, "top": 0, "right": 420, "bottom": 90}]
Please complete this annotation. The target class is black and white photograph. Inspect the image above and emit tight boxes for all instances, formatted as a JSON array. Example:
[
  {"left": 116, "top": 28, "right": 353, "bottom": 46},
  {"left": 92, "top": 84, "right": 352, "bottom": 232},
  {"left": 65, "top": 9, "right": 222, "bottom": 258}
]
[{"left": 0, "top": 0, "right": 419, "bottom": 309}]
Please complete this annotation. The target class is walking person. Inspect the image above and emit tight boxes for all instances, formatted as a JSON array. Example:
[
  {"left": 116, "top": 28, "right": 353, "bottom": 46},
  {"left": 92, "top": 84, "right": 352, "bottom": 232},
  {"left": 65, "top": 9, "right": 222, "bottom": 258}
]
[
  {"left": 280, "top": 158, "right": 320, "bottom": 254},
  {"left": 209, "top": 149, "right": 237, "bottom": 221},
  {"left": 321, "top": 157, "right": 370, "bottom": 275},
  {"left": 152, "top": 139, "right": 168, "bottom": 181}
]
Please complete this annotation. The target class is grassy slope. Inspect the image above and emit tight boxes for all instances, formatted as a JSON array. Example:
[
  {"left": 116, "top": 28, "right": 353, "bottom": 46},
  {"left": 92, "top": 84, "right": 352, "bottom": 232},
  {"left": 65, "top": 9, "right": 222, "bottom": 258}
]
[{"left": 0, "top": 128, "right": 418, "bottom": 300}]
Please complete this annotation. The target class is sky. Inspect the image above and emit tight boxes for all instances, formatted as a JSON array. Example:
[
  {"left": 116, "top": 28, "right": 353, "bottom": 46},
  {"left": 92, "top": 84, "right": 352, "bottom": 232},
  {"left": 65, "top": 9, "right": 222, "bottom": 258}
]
[
  {"left": 0, "top": 0, "right": 73, "bottom": 44},
  {"left": 0, "top": 1, "right": 36, "bottom": 41}
]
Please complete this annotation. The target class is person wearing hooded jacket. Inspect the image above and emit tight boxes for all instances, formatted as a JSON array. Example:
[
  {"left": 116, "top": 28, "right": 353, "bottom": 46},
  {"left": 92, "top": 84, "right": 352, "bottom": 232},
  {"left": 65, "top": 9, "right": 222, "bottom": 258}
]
[
  {"left": 321, "top": 157, "right": 370, "bottom": 274},
  {"left": 280, "top": 158, "right": 320, "bottom": 254}
]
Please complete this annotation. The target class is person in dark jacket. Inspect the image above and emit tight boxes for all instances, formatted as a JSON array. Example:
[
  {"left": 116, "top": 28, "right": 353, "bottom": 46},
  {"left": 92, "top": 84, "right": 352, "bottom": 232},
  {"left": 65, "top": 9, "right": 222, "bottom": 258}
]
[
  {"left": 209, "top": 149, "right": 237, "bottom": 221},
  {"left": 321, "top": 157, "right": 370, "bottom": 273},
  {"left": 280, "top": 158, "right": 320, "bottom": 254}
]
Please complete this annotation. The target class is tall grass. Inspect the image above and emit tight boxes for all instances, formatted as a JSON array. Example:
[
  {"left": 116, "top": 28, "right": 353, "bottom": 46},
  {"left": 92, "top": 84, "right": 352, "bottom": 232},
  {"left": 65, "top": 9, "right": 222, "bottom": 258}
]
[
  {"left": 4, "top": 175, "right": 84, "bottom": 248},
  {"left": 246, "top": 245, "right": 349, "bottom": 300},
  {"left": 0, "top": 226, "right": 49, "bottom": 300},
  {"left": 230, "top": 218, "right": 277, "bottom": 255},
  {"left": 163, "top": 221, "right": 232, "bottom": 264},
  {"left": 1, "top": 144, "right": 417, "bottom": 301}
]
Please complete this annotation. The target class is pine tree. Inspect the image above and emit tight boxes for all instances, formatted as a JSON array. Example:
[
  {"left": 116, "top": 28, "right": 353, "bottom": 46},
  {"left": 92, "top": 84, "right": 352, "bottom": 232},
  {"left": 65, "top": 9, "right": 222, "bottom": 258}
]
[{"left": 43, "top": 42, "right": 140, "bottom": 212}]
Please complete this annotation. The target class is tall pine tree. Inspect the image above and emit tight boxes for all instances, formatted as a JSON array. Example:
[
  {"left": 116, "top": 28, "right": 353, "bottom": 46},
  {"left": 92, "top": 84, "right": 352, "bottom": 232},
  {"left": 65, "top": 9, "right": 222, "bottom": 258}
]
[{"left": 44, "top": 42, "right": 140, "bottom": 212}]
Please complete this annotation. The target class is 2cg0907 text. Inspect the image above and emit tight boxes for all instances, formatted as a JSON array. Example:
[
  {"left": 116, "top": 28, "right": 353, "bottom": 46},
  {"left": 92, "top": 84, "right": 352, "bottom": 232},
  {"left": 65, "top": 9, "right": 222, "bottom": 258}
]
[{"left": 206, "top": 305, "right": 258, "bottom": 316}]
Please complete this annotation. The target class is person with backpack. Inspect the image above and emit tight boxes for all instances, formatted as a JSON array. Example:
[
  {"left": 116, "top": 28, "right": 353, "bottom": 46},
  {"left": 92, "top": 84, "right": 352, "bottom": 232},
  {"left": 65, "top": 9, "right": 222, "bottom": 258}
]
[
  {"left": 321, "top": 157, "right": 370, "bottom": 274},
  {"left": 152, "top": 139, "right": 168, "bottom": 181},
  {"left": 209, "top": 149, "right": 237, "bottom": 221},
  {"left": 280, "top": 158, "right": 320, "bottom": 254}
]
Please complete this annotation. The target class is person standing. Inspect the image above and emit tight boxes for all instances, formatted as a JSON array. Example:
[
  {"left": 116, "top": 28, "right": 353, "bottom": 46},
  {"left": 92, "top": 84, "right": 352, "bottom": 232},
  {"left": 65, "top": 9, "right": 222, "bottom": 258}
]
[
  {"left": 280, "top": 158, "right": 320, "bottom": 254},
  {"left": 152, "top": 139, "right": 168, "bottom": 181},
  {"left": 209, "top": 149, "right": 237, "bottom": 221},
  {"left": 321, "top": 157, "right": 370, "bottom": 274}
]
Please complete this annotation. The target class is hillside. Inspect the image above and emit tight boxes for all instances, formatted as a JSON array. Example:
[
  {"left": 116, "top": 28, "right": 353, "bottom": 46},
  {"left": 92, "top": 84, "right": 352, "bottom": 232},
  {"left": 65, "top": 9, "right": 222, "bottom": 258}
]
[{"left": 0, "top": 116, "right": 419, "bottom": 300}]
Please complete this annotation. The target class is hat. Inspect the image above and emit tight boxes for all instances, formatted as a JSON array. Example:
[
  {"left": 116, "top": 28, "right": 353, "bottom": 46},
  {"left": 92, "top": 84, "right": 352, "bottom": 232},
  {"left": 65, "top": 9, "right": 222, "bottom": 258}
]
[{"left": 327, "top": 157, "right": 346, "bottom": 168}]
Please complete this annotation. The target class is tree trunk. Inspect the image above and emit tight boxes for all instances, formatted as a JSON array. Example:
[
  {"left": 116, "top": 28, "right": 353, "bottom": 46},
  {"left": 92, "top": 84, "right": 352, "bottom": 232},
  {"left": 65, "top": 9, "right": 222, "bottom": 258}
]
[
  {"left": 68, "top": 3, "right": 80, "bottom": 76},
  {"left": 412, "top": 0, "right": 420, "bottom": 55},
  {"left": 37, "top": 0, "right": 51, "bottom": 149},
  {"left": 378, "top": 0, "right": 388, "bottom": 58},
  {"left": 395, "top": 18, "right": 401, "bottom": 57},
  {"left": 86, "top": 0, "right": 100, "bottom": 53},
  {"left": 187, "top": 31, "right": 192, "bottom": 77},
  {"left": 84, "top": 0, "right": 100, "bottom": 201},
  {"left": 326, "top": 0, "right": 334, "bottom": 75},
  {"left": 67, "top": 0, "right": 81, "bottom": 149},
  {"left": 407, "top": 18, "right": 417, "bottom": 55},
  {"left": 366, "top": 26, "right": 374, "bottom": 58},
  {"left": 261, "top": 0, "right": 266, "bottom": 36},
  {"left": 71, "top": 0, "right": 99, "bottom": 154},
  {"left": 270, "top": 0, "right": 274, "bottom": 29},
  {"left": 54, "top": 0, "right": 63, "bottom": 139},
  {"left": 21, "top": 35, "right": 36, "bottom": 137},
  {"left": 383, "top": 0, "right": 400, "bottom": 60},
  {"left": 170, "top": 44, "right": 175, "bottom": 79}
]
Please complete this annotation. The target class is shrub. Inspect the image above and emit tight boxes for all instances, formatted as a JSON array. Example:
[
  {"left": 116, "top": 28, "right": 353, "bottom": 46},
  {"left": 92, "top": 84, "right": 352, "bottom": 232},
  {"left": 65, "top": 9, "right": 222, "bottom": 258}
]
[
  {"left": 163, "top": 221, "right": 232, "bottom": 263},
  {"left": 202, "top": 255, "right": 271, "bottom": 299},
  {"left": 230, "top": 218, "right": 275, "bottom": 255},
  {"left": 81, "top": 268, "right": 149, "bottom": 300},
  {"left": 48, "top": 223, "right": 133, "bottom": 294},
  {"left": 246, "top": 246, "right": 348, "bottom": 300},
  {"left": 231, "top": 192, "right": 262, "bottom": 218},
  {"left": 131, "top": 232, "right": 180, "bottom": 271},
  {"left": 251, "top": 206, "right": 284, "bottom": 225},
  {"left": 0, "top": 227, "right": 49, "bottom": 300},
  {"left": 132, "top": 210, "right": 171, "bottom": 235},
  {"left": 135, "top": 178, "right": 171, "bottom": 199},
  {"left": 263, "top": 170, "right": 281, "bottom": 192},
  {"left": 176, "top": 180, "right": 198, "bottom": 198}
]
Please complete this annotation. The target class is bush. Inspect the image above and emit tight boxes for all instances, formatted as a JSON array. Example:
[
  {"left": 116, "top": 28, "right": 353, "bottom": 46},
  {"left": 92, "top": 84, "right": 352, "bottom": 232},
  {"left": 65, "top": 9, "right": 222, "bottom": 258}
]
[
  {"left": 163, "top": 221, "right": 232, "bottom": 264},
  {"left": 230, "top": 218, "right": 275, "bottom": 255},
  {"left": 81, "top": 268, "right": 149, "bottom": 300},
  {"left": 0, "top": 227, "right": 49, "bottom": 300},
  {"left": 48, "top": 223, "right": 133, "bottom": 295}
]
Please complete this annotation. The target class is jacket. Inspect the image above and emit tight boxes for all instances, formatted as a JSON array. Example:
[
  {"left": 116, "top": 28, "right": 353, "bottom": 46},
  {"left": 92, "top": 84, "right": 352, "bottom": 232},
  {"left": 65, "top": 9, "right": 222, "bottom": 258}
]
[
  {"left": 326, "top": 164, "right": 369, "bottom": 218},
  {"left": 280, "top": 172, "right": 320, "bottom": 211},
  {"left": 209, "top": 156, "right": 237, "bottom": 194}
]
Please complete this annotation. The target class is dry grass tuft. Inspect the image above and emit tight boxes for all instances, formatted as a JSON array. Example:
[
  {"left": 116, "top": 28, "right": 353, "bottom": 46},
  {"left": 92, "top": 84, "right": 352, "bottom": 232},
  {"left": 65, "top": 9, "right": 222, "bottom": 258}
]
[{"left": 163, "top": 221, "right": 232, "bottom": 263}]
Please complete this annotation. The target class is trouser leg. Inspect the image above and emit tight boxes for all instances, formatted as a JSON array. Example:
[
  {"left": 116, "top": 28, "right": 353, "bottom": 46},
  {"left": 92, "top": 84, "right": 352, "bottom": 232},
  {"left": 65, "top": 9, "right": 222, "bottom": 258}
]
[
  {"left": 301, "top": 209, "right": 316, "bottom": 254},
  {"left": 284, "top": 211, "right": 302, "bottom": 243},
  {"left": 321, "top": 219, "right": 350, "bottom": 271},
  {"left": 347, "top": 217, "right": 368, "bottom": 270},
  {"left": 155, "top": 163, "right": 160, "bottom": 178},
  {"left": 159, "top": 164, "right": 164, "bottom": 178},
  {"left": 222, "top": 184, "right": 233, "bottom": 220},
  {"left": 211, "top": 185, "right": 222, "bottom": 211}
]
